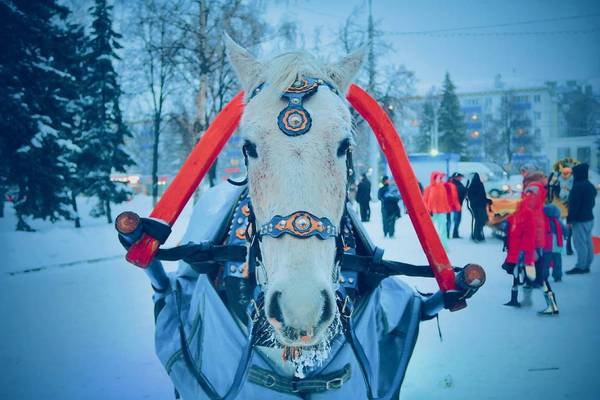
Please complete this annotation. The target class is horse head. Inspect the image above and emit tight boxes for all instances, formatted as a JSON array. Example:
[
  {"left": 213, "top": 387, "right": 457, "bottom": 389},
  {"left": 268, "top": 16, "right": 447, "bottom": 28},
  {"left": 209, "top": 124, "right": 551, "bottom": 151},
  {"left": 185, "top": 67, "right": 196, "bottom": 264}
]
[{"left": 226, "top": 36, "right": 364, "bottom": 348}]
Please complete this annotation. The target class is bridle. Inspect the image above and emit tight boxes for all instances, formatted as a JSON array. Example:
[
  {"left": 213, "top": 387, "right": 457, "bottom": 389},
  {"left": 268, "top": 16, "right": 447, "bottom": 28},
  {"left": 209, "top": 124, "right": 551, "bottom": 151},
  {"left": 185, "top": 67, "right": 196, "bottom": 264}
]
[{"left": 243, "top": 76, "right": 351, "bottom": 287}]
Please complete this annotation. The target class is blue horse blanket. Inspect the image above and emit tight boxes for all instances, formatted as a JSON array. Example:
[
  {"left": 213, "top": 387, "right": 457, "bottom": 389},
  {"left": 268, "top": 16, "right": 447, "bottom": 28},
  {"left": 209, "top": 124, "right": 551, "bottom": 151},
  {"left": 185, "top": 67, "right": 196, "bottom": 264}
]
[{"left": 152, "top": 182, "right": 443, "bottom": 399}]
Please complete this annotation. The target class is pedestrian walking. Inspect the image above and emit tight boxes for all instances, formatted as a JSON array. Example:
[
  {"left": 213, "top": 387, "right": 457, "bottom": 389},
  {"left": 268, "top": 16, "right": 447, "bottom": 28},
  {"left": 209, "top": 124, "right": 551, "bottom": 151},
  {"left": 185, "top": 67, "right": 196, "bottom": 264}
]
[
  {"left": 356, "top": 173, "right": 372, "bottom": 222},
  {"left": 542, "top": 204, "right": 565, "bottom": 283},
  {"left": 566, "top": 163, "right": 597, "bottom": 274},
  {"left": 445, "top": 174, "right": 463, "bottom": 238},
  {"left": 378, "top": 176, "right": 401, "bottom": 238},
  {"left": 558, "top": 166, "right": 575, "bottom": 255},
  {"left": 466, "top": 173, "right": 490, "bottom": 242},
  {"left": 448, "top": 173, "right": 466, "bottom": 238}
]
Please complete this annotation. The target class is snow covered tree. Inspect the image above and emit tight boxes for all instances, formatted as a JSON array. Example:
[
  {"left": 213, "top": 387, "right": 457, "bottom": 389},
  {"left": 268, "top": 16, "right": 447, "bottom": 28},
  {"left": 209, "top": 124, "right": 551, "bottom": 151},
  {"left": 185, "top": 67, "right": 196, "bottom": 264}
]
[
  {"left": 0, "top": 1, "right": 83, "bottom": 230},
  {"left": 437, "top": 73, "right": 465, "bottom": 155},
  {"left": 415, "top": 93, "right": 436, "bottom": 153},
  {"left": 55, "top": 23, "right": 89, "bottom": 228},
  {"left": 80, "top": 0, "right": 133, "bottom": 224},
  {"left": 559, "top": 83, "right": 600, "bottom": 137}
]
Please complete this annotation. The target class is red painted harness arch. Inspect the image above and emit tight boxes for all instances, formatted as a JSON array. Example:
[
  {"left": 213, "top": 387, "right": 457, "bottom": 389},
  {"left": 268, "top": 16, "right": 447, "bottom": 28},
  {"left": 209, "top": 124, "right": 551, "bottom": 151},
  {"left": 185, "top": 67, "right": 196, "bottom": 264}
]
[{"left": 125, "top": 85, "right": 457, "bottom": 296}]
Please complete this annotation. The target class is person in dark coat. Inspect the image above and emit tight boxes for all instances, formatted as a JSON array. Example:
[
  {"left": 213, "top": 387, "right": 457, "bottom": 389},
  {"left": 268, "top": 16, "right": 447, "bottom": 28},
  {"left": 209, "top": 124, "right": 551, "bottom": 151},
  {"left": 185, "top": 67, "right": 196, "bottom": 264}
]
[
  {"left": 378, "top": 176, "right": 401, "bottom": 238},
  {"left": 356, "top": 173, "right": 372, "bottom": 222},
  {"left": 448, "top": 173, "right": 467, "bottom": 238},
  {"left": 466, "top": 173, "right": 490, "bottom": 242},
  {"left": 565, "top": 163, "right": 597, "bottom": 274}
]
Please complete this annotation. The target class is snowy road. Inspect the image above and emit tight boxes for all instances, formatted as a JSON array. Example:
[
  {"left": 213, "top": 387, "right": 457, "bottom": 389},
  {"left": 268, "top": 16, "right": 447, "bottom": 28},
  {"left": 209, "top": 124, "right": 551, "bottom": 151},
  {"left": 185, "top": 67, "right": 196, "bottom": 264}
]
[{"left": 1, "top": 197, "right": 599, "bottom": 399}]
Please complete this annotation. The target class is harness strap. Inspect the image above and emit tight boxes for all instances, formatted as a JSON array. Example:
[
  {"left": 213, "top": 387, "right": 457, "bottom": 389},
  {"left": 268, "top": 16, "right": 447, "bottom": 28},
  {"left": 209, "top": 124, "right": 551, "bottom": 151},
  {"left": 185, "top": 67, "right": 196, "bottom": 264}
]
[
  {"left": 248, "top": 364, "right": 351, "bottom": 394},
  {"left": 174, "top": 280, "right": 256, "bottom": 400},
  {"left": 118, "top": 236, "right": 246, "bottom": 264}
]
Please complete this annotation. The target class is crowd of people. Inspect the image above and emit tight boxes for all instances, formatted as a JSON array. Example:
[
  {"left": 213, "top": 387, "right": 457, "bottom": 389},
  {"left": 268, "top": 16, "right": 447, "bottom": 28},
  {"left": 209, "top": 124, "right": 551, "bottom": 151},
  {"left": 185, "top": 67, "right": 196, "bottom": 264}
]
[
  {"left": 354, "top": 170, "right": 490, "bottom": 243},
  {"left": 353, "top": 160, "right": 597, "bottom": 316}
]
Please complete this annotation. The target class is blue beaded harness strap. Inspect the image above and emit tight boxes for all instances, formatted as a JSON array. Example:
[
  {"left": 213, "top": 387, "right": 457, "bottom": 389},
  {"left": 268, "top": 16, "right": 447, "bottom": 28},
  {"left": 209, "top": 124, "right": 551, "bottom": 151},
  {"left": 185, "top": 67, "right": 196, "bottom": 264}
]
[
  {"left": 222, "top": 195, "right": 253, "bottom": 280},
  {"left": 338, "top": 213, "right": 358, "bottom": 290},
  {"left": 248, "top": 77, "right": 339, "bottom": 137}
]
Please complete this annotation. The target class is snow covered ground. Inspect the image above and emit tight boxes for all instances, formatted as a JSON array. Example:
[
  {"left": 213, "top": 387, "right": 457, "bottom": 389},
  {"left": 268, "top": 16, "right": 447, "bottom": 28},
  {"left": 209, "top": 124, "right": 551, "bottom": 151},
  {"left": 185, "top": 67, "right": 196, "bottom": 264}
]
[{"left": 1, "top": 194, "right": 599, "bottom": 399}]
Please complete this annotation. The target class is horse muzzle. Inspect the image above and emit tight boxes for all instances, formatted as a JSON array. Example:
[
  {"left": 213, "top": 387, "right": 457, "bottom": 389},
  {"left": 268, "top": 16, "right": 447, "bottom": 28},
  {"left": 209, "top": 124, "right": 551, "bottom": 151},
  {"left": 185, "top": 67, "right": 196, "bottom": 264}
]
[{"left": 266, "top": 289, "right": 336, "bottom": 347}]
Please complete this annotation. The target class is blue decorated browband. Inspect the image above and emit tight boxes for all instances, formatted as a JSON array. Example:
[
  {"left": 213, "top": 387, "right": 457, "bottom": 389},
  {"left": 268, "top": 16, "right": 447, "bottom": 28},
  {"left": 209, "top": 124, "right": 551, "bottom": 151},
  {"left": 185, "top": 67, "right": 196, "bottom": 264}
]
[
  {"left": 248, "top": 77, "right": 339, "bottom": 137},
  {"left": 258, "top": 211, "right": 337, "bottom": 240}
]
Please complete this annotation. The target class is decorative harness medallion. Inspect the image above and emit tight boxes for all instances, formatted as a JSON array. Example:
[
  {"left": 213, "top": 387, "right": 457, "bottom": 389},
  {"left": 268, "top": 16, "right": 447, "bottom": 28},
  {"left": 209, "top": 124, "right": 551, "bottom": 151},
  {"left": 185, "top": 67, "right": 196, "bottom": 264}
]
[
  {"left": 249, "top": 77, "right": 339, "bottom": 137},
  {"left": 259, "top": 211, "right": 337, "bottom": 240}
]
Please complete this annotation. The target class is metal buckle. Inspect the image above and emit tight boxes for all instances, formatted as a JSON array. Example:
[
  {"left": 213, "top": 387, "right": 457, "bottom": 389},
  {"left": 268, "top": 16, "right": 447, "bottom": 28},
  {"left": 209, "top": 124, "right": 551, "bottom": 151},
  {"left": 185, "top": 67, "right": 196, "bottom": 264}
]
[
  {"left": 249, "top": 299, "right": 261, "bottom": 323},
  {"left": 325, "top": 377, "right": 344, "bottom": 390},
  {"left": 290, "top": 381, "right": 300, "bottom": 393},
  {"left": 341, "top": 295, "right": 352, "bottom": 317},
  {"left": 263, "top": 374, "right": 276, "bottom": 388}
]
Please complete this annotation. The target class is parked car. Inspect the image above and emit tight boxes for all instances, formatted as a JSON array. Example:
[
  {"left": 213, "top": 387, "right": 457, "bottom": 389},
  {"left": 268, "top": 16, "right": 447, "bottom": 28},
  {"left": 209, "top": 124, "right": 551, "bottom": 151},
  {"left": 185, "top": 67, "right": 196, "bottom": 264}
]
[{"left": 455, "top": 162, "right": 521, "bottom": 198}]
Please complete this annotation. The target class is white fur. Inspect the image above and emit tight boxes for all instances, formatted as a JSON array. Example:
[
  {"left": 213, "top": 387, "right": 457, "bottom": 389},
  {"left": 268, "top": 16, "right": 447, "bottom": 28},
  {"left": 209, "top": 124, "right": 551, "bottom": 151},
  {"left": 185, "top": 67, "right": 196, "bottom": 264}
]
[{"left": 226, "top": 37, "right": 364, "bottom": 351}]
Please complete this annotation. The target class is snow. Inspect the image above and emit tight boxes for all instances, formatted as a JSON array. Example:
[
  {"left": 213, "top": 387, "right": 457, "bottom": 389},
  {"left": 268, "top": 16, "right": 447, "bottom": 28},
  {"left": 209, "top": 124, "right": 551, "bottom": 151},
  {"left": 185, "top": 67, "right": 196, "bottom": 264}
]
[{"left": 0, "top": 195, "right": 599, "bottom": 399}]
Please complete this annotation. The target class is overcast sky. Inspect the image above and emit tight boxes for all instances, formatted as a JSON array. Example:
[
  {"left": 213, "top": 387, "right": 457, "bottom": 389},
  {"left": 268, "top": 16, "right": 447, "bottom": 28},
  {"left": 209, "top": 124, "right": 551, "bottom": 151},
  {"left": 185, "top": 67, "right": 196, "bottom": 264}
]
[{"left": 265, "top": 0, "right": 600, "bottom": 93}]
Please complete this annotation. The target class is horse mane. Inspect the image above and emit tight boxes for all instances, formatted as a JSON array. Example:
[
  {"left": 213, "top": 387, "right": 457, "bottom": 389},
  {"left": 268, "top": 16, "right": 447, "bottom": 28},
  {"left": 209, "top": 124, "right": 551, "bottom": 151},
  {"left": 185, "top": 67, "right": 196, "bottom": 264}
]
[{"left": 260, "top": 51, "right": 336, "bottom": 96}]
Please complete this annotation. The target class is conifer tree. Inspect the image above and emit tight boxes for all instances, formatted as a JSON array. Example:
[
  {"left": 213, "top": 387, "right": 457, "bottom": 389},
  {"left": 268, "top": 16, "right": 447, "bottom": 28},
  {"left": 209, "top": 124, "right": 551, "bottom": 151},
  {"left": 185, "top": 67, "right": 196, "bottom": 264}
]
[
  {"left": 416, "top": 97, "right": 435, "bottom": 153},
  {"left": 80, "top": 0, "right": 133, "bottom": 223},
  {"left": 437, "top": 73, "right": 466, "bottom": 155},
  {"left": 0, "top": 1, "right": 81, "bottom": 230}
]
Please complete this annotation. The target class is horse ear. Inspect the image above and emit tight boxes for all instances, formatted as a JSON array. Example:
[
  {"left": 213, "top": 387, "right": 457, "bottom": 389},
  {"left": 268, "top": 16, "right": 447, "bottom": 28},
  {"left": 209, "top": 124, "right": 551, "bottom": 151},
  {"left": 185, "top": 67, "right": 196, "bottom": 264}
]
[
  {"left": 224, "top": 33, "right": 262, "bottom": 92},
  {"left": 327, "top": 47, "right": 366, "bottom": 92}
]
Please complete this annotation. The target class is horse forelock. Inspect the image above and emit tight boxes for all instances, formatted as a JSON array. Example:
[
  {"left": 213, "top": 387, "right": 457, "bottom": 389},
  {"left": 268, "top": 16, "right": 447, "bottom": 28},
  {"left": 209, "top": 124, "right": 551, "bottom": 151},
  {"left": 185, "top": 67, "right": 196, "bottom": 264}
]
[{"left": 257, "top": 51, "right": 338, "bottom": 97}]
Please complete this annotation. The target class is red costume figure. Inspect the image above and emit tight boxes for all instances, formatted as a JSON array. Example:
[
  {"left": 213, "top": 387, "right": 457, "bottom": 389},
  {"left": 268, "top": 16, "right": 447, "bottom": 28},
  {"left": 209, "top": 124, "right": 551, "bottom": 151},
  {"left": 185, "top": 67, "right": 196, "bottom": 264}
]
[
  {"left": 444, "top": 178, "right": 461, "bottom": 239},
  {"left": 502, "top": 182, "right": 558, "bottom": 314},
  {"left": 423, "top": 172, "right": 451, "bottom": 249},
  {"left": 444, "top": 180, "right": 461, "bottom": 213},
  {"left": 423, "top": 172, "right": 451, "bottom": 214}
]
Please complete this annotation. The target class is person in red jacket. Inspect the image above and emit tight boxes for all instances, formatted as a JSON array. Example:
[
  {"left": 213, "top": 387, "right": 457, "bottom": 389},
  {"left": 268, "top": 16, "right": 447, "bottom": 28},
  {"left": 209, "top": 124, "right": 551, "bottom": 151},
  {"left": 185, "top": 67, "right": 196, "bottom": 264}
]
[
  {"left": 502, "top": 181, "right": 546, "bottom": 307},
  {"left": 444, "top": 176, "right": 461, "bottom": 239},
  {"left": 423, "top": 171, "right": 451, "bottom": 249}
]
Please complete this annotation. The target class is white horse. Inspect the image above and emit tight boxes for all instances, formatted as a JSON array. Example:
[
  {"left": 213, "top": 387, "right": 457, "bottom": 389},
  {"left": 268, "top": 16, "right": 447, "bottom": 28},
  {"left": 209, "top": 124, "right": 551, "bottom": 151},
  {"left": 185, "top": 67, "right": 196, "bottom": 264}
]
[
  {"left": 227, "top": 37, "right": 363, "bottom": 349},
  {"left": 126, "top": 36, "right": 480, "bottom": 399}
]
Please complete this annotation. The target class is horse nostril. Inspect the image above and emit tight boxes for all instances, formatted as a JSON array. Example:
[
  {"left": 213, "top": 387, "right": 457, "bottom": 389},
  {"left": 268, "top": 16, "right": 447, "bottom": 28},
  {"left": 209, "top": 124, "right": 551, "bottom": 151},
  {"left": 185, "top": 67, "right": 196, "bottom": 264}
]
[
  {"left": 267, "top": 291, "right": 284, "bottom": 326},
  {"left": 319, "top": 290, "right": 334, "bottom": 326}
]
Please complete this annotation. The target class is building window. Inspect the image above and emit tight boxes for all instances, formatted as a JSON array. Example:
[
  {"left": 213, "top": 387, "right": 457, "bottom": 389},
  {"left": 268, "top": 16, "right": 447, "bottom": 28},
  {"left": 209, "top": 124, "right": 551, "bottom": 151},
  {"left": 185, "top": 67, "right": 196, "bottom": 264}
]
[
  {"left": 557, "top": 147, "right": 571, "bottom": 159},
  {"left": 533, "top": 94, "right": 541, "bottom": 103},
  {"left": 577, "top": 147, "right": 591, "bottom": 164},
  {"left": 515, "top": 95, "right": 530, "bottom": 103},
  {"left": 534, "top": 112, "right": 541, "bottom": 120},
  {"left": 534, "top": 128, "right": 541, "bottom": 139}
]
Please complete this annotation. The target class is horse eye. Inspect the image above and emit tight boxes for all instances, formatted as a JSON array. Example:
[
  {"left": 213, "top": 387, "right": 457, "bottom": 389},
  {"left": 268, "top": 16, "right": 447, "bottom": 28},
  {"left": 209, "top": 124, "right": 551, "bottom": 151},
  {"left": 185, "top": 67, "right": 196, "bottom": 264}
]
[
  {"left": 337, "top": 138, "right": 351, "bottom": 157},
  {"left": 243, "top": 140, "right": 258, "bottom": 159}
]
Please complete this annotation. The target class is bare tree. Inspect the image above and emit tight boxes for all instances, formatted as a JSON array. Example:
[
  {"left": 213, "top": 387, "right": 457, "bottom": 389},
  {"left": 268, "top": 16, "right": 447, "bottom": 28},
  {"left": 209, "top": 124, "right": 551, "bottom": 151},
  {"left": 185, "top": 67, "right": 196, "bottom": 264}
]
[
  {"left": 129, "top": 0, "right": 184, "bottom": 205},
  {"left": 336, "top": 4, "right": 414, "bottom": 178},
  {"left": 167, "top": 0, "right": 268, "bottom": 186}
]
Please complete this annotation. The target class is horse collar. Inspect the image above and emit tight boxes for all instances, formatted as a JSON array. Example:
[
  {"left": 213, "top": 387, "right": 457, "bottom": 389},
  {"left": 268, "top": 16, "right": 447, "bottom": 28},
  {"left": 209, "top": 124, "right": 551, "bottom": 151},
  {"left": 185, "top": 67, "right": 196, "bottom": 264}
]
[
  {"left": 259, "top": 211, "right": 337, "bottom": 240},
  {"left": 249, "top": 77, "right": 338, "bottom": 137}
]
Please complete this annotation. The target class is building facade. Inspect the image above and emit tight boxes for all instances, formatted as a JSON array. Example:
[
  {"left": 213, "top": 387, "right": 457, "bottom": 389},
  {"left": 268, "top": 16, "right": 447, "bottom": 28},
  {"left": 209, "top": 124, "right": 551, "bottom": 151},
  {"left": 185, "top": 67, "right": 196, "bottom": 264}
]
[{"left": 403, "top": 82, "right": 598, "bottom": 173}]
